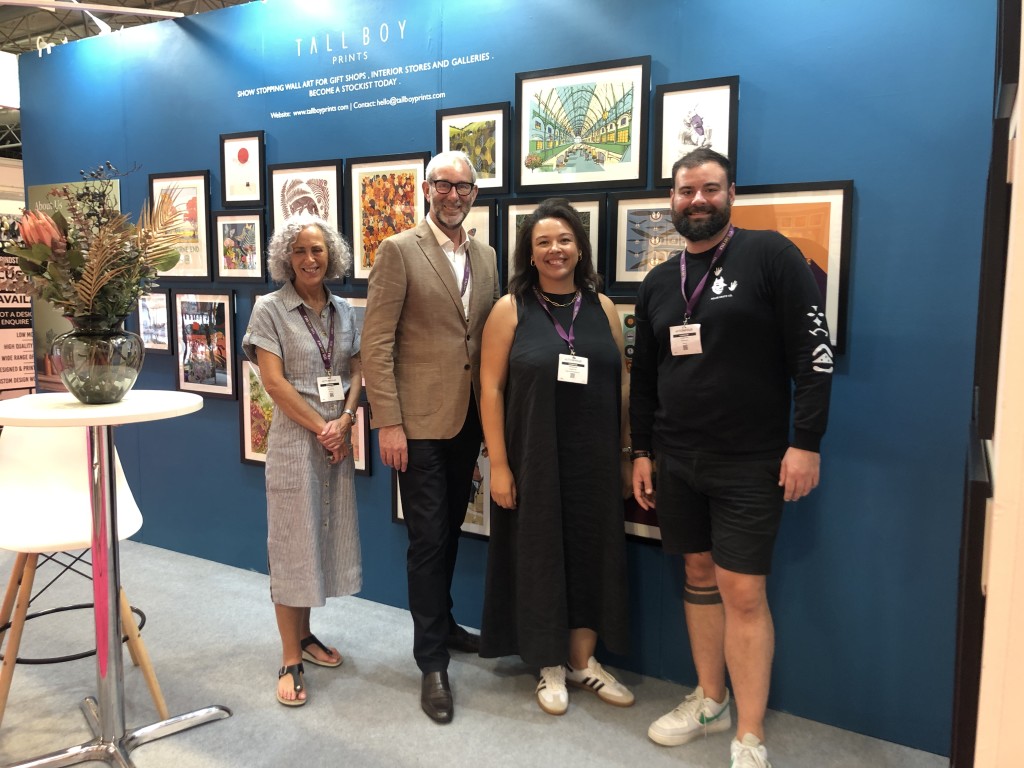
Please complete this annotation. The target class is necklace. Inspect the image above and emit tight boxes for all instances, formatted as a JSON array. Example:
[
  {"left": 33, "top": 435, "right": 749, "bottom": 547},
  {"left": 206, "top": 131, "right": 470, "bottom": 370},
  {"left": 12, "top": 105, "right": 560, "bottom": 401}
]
[{"left": 536, "top": 288, "right": 579, "bottom": 308}]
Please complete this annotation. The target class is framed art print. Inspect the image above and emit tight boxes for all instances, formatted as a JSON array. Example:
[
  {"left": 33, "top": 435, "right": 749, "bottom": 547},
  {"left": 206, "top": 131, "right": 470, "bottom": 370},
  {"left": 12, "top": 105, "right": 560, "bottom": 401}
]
[
  {"left": 220, "top": 130, "right": 265, "bottom": 207},
  {"left": 500, "top": 195, "right": 605, "bottom": 288},
  {"left": 346, "top": 297, "right": 367, "bottom": 388},
  {"left": 137, "top": 289, "right": 172, "bottom": 355},
  {"left": 352, "top": 404, "right": 370, "bottom": 476},
  {"left": 607, "top": 190, "right": 682, "bottom": 295},
  {"left": 213, "top": 210, "right": 265, "bottom": 282},
  {"left": 614, "top": 299, "right": 637, "bottom": 374},
  {"left": 464, "top": 198, "right": 497, "bottom": 252},
  {"left": 514, "top": 56, "right": 650, "bottom": 193},
  {"left": 436, "top": 102, "right": 510, "bottom": 194},
  {"left": 654, "top": 76, "right": 739, "bottom": 186},
  {"left": 732, "top": 180, "right": 853, "bottom": 352},
  {"left": 174, "top": 290, "right": 236, "bottom": 399},
  {"left": 346, "top": 152, "right": 429, "bottom": 282},
  {"left": 150, "top": 170, "right": 212, "bottom": 280},
  {"left": 269, "top": 159, "right": 343, "bottom": 234},
  {"left": 240, "top": 359, "right": 272, "bottom": 464},
  {"left": 611, "top": 297, "right": 659, "bottom": 541},
  {"left": 392, "top": 443, "right": 491, "bottom": 540}
]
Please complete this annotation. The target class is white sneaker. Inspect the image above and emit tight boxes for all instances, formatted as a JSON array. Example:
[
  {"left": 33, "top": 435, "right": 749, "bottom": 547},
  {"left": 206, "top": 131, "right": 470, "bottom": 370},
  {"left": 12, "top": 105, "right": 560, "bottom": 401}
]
[
  {"left": 565, "top": 656, "right": 635, "bottom": 707},
  {"left": 536, "top": 665, "right": 568, "bottom": 715},
  {"left": 730, "top": 732, "right": 771, "bottom": 768},
  {"left": 648, "top": 685, "right": 732, "bottom": 746}
]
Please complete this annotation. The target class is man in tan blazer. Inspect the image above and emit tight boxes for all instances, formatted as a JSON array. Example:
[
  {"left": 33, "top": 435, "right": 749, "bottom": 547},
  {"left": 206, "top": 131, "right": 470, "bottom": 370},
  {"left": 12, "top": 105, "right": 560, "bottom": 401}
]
[{"left": 362, "top": 150, "right": 499, "bottom": 724}]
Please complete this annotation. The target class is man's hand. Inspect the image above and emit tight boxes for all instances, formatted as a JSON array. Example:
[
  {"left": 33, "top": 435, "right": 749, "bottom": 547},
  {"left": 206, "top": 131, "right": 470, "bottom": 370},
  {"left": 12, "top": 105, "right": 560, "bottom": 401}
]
[
  {"left": 632, "top": 457, "right": 656, "bottom": 510},
  {"left": 779, "top": 447, "right": 820, "bottom": 502},
  {"left": 379, "top": 424, "right": 409, "bottom": 472}
]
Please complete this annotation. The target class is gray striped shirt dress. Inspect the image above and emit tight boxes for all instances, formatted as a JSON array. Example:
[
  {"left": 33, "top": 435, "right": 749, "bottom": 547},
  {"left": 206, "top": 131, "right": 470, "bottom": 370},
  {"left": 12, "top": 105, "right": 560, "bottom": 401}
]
[{"left": 242, "top": 281, "right": 363, "bottom": 606}]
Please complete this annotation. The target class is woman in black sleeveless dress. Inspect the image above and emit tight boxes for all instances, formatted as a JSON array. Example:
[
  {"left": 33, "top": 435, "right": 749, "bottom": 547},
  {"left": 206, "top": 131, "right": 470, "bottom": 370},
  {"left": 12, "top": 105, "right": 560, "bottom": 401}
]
[{"left": 479, "top": 198, "right": 631, "bottom": 716}]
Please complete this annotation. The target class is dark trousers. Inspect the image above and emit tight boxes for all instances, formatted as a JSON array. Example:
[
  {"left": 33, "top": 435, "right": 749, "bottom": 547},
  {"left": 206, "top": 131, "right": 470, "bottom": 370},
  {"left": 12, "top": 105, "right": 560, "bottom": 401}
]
[{"left": 398, "top": 398, "right": 482, "bottom": 673}]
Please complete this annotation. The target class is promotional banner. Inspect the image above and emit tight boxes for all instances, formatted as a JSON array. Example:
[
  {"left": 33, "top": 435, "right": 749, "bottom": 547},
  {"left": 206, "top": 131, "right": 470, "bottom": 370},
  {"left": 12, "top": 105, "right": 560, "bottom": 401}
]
[{"left": 0, "top": 251, "right": 34, "bottom": 396}]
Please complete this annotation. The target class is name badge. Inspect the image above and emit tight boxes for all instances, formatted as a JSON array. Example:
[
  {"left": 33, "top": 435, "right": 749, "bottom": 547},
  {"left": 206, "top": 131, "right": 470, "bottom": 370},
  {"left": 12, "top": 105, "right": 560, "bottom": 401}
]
[
  {"left": 670, "top": 323, "right": 702, "bottom": 356},
  {"left": 557, "top": 353, "right": 588, "bottom": 384},
  {"left": 317, "top": 375, "right": 344, "bottom": 402}
]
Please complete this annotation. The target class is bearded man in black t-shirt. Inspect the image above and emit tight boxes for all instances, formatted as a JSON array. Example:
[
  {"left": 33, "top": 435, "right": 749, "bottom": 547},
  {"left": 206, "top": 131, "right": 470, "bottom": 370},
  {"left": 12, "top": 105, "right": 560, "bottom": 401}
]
[{"left": 630, "top": 148, "right": 833, "bottom": 768}]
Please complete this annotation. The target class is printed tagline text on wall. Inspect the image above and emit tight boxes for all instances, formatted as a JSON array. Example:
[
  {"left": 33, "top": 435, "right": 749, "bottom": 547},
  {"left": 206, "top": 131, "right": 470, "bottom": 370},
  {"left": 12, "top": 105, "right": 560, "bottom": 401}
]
[{"left": 234, "top": 53, "right": 492, "bottom": 121}]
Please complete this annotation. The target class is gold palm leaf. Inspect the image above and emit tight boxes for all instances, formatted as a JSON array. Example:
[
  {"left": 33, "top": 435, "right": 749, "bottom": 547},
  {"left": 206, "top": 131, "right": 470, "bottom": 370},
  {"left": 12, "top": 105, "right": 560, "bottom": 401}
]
[
  {"left": 136, "top": 191, "right": 183, "bottom": 271},
  {"left": 73, "top": 214, "right": 135, "bottom": 312}
]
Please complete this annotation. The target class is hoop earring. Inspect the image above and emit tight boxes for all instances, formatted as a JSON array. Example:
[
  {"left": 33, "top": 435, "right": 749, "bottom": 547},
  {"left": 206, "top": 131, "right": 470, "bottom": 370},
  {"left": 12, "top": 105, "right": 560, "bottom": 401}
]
[{"left": 530, "top": 258, "right": 535, "bottom": 266}]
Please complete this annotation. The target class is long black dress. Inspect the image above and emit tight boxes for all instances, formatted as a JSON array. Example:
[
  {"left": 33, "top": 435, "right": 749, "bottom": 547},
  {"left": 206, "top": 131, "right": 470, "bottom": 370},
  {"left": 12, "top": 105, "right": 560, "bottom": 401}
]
[{"left": 480, "top": 290, "right": 629, "bottom": 667}]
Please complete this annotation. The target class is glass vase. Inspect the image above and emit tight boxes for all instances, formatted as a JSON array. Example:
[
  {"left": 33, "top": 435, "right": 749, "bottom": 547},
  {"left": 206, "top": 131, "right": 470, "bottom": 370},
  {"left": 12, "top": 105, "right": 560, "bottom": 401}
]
[{"left": 50, "top": 315, "right": 145, "bottom": 405}]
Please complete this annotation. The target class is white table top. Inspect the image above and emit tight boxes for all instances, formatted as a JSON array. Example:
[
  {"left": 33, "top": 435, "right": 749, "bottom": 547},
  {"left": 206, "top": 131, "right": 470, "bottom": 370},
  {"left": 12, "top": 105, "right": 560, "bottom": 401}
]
[{"left": 0, "top": 390, "right": 203, "bottom": 427}]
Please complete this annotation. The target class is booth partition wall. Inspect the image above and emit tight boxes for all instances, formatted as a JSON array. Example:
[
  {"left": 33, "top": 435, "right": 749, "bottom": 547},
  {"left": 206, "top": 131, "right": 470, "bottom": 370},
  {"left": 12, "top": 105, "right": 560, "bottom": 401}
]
[{"left": 17, "top": 0, "right": 997, "bottom": 757}]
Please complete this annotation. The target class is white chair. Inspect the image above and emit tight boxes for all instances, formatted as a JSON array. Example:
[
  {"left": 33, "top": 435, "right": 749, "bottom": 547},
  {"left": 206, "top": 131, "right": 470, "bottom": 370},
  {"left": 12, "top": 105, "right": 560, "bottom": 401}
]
[{"left": 0, "top": 425, "right": 167, "bottom": 729}]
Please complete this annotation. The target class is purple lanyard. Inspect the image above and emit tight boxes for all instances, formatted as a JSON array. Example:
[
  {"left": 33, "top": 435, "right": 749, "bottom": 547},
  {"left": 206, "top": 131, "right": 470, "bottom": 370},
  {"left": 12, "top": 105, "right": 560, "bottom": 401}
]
[
  {"left": 297, "top": 302, "right": 336, "bottom": 373},
  {"left": 679, "top": 225, "right": 735, "bottom": 323},
  {"left": 533, "top": 288, "right": 582, "bottom": 355}
]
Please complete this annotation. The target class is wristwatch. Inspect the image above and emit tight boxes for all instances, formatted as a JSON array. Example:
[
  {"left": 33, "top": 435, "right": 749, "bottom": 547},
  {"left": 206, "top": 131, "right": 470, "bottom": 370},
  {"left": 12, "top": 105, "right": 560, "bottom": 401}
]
[{"left": 342, "top": 408, "right": 357, "bottom": 419}]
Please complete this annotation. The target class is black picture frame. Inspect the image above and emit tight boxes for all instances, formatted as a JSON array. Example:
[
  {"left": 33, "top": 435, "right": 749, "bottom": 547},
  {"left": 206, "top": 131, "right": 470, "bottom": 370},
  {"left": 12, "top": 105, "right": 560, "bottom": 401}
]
[
  {"left": 268, "top": 159, "right": 344, "bottom": 236},
  {"left": 149, "top": 170, "right": 212, "bottom": 281},
  {"left": 391, "top": 443, "right": 491, "bottom": 540},
  {"left": 173, "top": 289, "right": 236, "bottom": 399},
  {"left": 240, "top": 358, "right": 271, "bottom": 464},
  {"left": 436, "top": 101, "right": 510, "bottom": 195},
  {"left": 213, "top": 209, "right": 266, "bottom": 283},
  {"left": 345, "top": 151, "right": 430, "bottom": 283},
  {"left": 514, "top": 56, "right": 651, "bottom": 194},
  {"left": 653, "top": 75, "right": 739, "bottom": 187},
  {"left": 607, "top": 190, "right": 679, "bottom": 297},
  {"left": 220, "top": 130, "right": 266, "bottom": 207},
  {"left": 465, "top": 198, "right": 498, "bottom": 253},
  {"left": 500, "top": 194, "right": 606, "bottom": 290},
  {"left": 135, "top": 288, "right": 173, "bottom": 356},
  {"left": 732, "top": 180, "right": 854, "bottom": 353},
  {"left": 352, "top": 404, "right": 371, "bottom": 476}
]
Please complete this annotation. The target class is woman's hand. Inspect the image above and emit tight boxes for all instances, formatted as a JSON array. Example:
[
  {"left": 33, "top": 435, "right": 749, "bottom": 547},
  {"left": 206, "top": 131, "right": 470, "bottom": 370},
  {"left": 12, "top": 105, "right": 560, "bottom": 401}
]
[
  {"left": 318, "top": 416, "right": 353, "bottom": 462},
  {"left": 490, "top": 463, "right": 517, "bottom": 509}
]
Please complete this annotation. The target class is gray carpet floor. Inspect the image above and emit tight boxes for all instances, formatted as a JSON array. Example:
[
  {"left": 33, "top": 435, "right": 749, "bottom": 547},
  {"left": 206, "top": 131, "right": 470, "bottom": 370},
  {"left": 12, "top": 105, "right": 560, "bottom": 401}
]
[{"left": 0, "top": 542, "right": 946, "bottom": 767}]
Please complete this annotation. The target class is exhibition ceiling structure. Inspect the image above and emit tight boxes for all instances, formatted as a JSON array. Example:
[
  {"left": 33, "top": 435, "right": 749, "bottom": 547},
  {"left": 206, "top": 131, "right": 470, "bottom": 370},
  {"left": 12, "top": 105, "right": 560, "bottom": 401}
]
[{"left": 0, "top": 0, "right": 252, "bottom": 160}]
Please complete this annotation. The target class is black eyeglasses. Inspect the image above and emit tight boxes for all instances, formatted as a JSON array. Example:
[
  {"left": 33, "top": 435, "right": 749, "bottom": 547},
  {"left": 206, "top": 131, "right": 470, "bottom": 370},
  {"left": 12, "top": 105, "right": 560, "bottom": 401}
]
[{"left": 430, "top": 179, "right": 475, "bottom": 196}]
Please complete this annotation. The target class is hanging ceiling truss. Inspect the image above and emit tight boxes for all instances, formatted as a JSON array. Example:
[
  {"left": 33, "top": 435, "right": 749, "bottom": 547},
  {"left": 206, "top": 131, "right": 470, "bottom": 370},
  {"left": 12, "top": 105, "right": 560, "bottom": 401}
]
[{"left": 0, "top": 0, "right": 253, "bottom": 159}]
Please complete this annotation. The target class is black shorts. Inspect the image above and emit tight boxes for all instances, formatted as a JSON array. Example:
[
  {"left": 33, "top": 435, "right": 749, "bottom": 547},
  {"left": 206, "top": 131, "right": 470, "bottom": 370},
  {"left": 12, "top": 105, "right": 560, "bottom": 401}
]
[{"left": 655, "top": 450, "right": 785, "bottom": 575}]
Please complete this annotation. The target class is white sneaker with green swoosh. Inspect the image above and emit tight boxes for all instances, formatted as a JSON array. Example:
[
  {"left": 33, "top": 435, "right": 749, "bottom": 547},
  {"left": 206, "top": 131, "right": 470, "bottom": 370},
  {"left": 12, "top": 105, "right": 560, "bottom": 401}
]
[{"left": 648, "top": 685, "right": 732, "bottom": 746}]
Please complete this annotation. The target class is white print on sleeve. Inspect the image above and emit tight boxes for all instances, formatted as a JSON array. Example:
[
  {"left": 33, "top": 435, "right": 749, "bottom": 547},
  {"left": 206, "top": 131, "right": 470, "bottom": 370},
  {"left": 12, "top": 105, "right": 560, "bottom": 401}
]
[{"left": 806, "top": 305, "right": 834, "bottom": 373}]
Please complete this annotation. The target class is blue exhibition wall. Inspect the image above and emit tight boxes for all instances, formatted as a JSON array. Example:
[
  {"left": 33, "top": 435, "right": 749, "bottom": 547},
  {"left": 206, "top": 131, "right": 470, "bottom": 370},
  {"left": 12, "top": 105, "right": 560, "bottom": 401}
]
[{"left": 18, "top": 0, "right": 994, "bottom": 755}]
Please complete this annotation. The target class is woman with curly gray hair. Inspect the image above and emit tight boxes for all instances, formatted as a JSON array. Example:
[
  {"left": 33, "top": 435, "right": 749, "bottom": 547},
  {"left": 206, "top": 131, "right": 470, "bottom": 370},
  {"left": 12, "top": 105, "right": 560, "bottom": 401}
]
[{"left": 242, "top": 213, "right": 363, "bottom": 708}]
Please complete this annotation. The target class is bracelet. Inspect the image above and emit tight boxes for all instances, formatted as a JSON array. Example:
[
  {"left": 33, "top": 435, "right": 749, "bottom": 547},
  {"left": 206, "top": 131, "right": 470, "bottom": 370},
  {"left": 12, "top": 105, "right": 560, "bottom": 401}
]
[
  {"left": 629, "top": 449, "right": 652, "bottom": 461},
  {"left": 342, "top": 408, "right": 356, "bottom": 419}
]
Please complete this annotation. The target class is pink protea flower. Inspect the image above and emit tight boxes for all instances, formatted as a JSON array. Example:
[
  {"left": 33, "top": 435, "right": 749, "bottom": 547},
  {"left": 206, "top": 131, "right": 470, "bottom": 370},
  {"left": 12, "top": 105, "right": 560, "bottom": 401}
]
[{"left": 19, "top": 210, "right": 64, "bottom": 248}]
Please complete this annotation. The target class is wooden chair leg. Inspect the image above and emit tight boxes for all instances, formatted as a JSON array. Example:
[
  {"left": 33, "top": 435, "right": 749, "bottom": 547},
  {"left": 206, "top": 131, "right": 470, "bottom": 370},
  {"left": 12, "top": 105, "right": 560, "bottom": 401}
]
[
  {"left": 122, "top": 590, "right": 141, "bottom": 668},
  {"left": 0, "top": 554, "right": 38, "bottom": 730},
  {"left": 119, "top": 588, "right": 168, "bottom": 720},
  {"left": 0, "top": 553, "right": 28, "bottom": 649}
]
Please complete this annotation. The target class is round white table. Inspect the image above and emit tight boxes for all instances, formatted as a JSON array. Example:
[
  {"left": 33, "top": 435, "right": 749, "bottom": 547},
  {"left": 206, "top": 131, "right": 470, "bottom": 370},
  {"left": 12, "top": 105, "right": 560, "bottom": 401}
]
[{"left": 0, "top": 391, "right": 231, "bottom": 768}]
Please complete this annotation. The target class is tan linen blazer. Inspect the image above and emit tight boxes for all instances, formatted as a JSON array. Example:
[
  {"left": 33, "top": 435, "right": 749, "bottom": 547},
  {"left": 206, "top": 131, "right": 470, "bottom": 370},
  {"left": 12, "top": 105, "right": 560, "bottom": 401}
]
[{"left": 362, "top": 219, "right": 500, "bottom": 440}]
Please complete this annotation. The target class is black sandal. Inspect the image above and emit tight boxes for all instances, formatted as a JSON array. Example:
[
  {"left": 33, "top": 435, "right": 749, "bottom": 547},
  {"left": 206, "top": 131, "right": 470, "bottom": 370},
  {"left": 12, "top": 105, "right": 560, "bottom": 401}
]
[
  {"left": 276, "top": 662, "right": 306, "bottom": 707},
  {"left": 301, "top": 633, "right": 343, "bottom": 667}
]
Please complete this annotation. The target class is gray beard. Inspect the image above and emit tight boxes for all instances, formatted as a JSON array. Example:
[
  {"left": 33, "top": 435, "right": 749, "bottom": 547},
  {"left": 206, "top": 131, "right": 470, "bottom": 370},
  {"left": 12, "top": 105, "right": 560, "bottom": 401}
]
[{"left": 672, "top": 205, "right": 731, "bottom": 244}]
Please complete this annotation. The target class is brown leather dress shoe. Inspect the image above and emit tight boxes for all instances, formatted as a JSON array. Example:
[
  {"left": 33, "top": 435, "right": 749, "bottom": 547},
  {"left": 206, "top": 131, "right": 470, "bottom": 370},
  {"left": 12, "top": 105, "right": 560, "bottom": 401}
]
[
  {"left": 421, "top": 670, "right": 453, "bottom": 724},
  {"left": 445, "top": 625, "right": 480, "bottom": 654}
]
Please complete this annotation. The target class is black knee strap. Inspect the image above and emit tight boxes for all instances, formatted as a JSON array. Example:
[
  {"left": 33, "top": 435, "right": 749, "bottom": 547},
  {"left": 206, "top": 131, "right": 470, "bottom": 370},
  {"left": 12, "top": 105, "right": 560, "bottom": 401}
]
[{"left": 683, "top": 583, "right": 723, "bottom": 605}]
